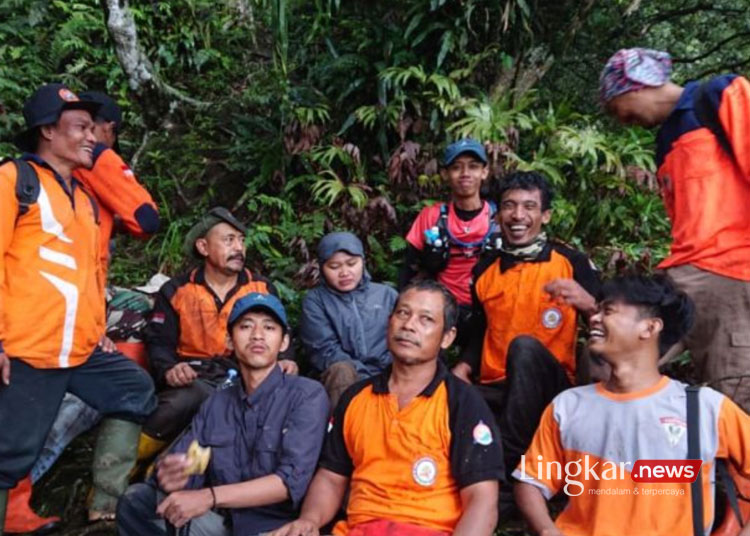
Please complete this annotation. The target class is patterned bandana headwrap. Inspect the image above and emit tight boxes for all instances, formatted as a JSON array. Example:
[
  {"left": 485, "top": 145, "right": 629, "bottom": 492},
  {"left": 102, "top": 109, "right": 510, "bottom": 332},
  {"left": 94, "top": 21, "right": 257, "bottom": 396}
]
[{"left": 599, "top": 48, "right": 672, "bottom": 104}]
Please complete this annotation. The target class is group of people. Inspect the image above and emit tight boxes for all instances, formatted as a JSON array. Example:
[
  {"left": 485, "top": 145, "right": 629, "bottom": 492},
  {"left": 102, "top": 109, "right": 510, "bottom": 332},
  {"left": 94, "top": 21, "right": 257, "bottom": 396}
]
[{"left": 1, "top": 46, "right": 750, "bottom": 536}]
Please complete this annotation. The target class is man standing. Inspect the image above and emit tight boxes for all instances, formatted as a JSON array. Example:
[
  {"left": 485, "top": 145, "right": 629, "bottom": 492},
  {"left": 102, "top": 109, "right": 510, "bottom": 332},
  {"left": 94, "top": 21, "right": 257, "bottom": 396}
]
[
  {"left": 273, "top": 280, "right": 503, "bottom": 536},
  {"left": 515, "top": 275, "right": 750, "bottom": 536},
  {"left": 600, "top": 48, "right": 750, "bottom": 411},
  {"left": 452, "top": 171, "right": 600, "bottom": 476},
  {"left": 141, "top": 207, "right": 296, "bottom": 455},
  {"left": 74, "top": 90, "right": 160, "bottom": 279},
  {"left": 0, "top": 84, "right": 155, "bottom": 533},
  {"left": 400, "top": 138, "right": 500, "bottom": 347},
  {"left": 117, "top": 293, "right": 329, "bottom": 536}
]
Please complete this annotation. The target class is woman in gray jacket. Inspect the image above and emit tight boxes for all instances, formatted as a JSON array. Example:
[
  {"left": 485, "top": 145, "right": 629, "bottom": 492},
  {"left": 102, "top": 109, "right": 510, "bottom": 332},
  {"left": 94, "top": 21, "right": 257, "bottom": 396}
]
[{"left": 300, "top": 232, "right": 398, "bottom": 407}]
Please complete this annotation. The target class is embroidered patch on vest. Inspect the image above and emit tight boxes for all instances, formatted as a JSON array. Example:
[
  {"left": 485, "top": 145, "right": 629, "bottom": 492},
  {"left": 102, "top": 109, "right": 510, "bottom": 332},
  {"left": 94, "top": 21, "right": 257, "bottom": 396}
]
[
  {"left": 659, "top": 416, "right": 687, "bottom": 447},
  {"left": 412, "top": 456, "right": 438, "bottom": 486},
  {"left": 541, "top": 307, "right": 562, "bottom": 329}
]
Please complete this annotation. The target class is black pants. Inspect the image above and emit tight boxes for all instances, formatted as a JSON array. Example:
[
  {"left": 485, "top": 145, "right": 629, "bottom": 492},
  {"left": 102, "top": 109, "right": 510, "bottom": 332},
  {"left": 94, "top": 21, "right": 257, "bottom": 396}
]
[
  {"left": 143, "top": 361, "right": 233, "bottom": 440},
  {"left": 0, "top": 350, "right": 156, "bottom": 488},
  {"left": 474, "top": 336, "right": 572, "bottom": 479},
  {"left": 454, "top": 304, "right": 474, "bottom": 351}
]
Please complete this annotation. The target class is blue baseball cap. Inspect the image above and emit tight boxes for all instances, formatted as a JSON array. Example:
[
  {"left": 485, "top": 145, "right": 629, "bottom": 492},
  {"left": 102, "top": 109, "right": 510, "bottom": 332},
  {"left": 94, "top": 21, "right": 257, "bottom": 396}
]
[
  {"left": 442, "top": 138, "right": 488, "bottom": 166},
  {"left": 228, "top": 293, "right": 289, "bottom": 331}
]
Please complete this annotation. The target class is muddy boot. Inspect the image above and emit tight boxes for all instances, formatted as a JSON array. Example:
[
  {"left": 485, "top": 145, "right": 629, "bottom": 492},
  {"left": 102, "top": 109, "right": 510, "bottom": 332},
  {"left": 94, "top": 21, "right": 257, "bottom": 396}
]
[
  {"left": 88, "top": 418, "right": 140, "bottom": 521},
  {"left": 3, "top": 476, "right": 60, "bottom": 535}
]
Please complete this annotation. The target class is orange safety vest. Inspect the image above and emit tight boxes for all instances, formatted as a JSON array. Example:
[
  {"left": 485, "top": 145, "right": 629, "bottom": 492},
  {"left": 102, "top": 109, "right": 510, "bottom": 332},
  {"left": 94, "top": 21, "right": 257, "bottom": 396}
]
[
  {"left": 170, "top": 268, "right": 271, "bottom": 359},
  {"left": 0, "top": 159, "right": 105, "bottom": 368},
  {"left": 73, "top": 145, "right": 158, "bottom": 284},
  {"left": 656, "top": 75, "right": 750, "bottom": 281},
  {"left": 473, "top": 243, "right": 598, "bottom": 384}
]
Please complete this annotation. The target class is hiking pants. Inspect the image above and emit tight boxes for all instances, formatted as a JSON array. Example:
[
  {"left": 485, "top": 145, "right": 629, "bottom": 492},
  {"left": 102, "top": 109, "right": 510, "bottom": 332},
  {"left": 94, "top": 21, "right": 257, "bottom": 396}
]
[
  {"left": 117, "top": 483, "right": 233, "bottom": 536},
  {"left": 474, "top": 335, "right": 571, "bottom": 478},
  {"left": 0, "top": 348, "right": 156, "bottom": 489},
  {"left": 667, "top": 264, "right": 750, "bottom": 413}
]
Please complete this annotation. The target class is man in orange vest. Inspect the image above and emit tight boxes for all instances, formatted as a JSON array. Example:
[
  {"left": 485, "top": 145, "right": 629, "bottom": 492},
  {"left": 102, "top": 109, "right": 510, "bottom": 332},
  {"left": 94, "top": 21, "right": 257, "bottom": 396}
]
[
  {"left": 139, "top": 208, "right": 297, "bottom": 458},
  {"left": 272, "top": 280, "right": 503, "bottom": 536},
  {"left": 600, "top": 47, "right": 750, "bottom": 533},
  {"left": 0, "top": 84, "right": 156, "bottom": 534},
  {"left": 452, "top": 171, "right": 600, "bottom": 478}
]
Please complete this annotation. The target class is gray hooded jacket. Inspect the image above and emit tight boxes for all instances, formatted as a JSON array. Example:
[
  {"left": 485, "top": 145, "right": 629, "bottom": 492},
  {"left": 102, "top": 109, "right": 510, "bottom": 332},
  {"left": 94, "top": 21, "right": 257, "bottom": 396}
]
[{"left": 300, "top": 233, "right": 397, "bottom": 377}]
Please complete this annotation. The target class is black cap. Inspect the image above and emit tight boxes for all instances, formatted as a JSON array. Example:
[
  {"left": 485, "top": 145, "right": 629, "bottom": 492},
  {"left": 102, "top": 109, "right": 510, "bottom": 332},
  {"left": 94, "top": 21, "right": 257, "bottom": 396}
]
[
  {"left": 79, "top": 91, "right": 123, "bottom": 130},
  {"left": 14, "top": 83, "right": 101, "bottom": 152}
]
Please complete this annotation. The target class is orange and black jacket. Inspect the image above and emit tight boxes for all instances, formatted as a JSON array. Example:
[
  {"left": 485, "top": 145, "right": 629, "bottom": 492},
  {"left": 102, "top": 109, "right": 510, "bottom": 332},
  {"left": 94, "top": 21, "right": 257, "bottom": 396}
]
[
  {"left": 460, "top": 242, "right": 600, "bottom": 384},
  {"left": 655, "top": 75, "right": 750, "bottom": 280},
  {"left": 145, "top": 266, "right": 276, "bottom": 385},
  {"left": 73, "top": 143, "right": 159, "bottom": 283}
]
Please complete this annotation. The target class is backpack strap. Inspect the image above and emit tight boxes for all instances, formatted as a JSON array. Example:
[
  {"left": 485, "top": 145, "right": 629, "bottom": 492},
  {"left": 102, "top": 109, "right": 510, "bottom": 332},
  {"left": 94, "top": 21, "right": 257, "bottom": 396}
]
[
  {"left": 686, "top": 385, "right": 704, "bottom": 536},
  {"left": 0, "top": 158, "right": 41, "bottom": 221},
  {"left": 438, "top": 201, "right": 499, "bottom": 252},
  {"left": 717, "top": 459, "right": 745, "bottom": 528},
  {"left": 694, "top": 82, "right": 738, "bottom": 167}
]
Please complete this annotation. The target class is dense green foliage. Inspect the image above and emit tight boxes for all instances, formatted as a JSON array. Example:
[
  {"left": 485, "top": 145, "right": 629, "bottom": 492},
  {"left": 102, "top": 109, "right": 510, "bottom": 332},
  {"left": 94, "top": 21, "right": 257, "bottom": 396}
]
[
  {"left": 2, "top": 1, "right": 746, "bottom": 534},
  {"left": 1, "top": 0, "right": 746, "bottom": 321}
]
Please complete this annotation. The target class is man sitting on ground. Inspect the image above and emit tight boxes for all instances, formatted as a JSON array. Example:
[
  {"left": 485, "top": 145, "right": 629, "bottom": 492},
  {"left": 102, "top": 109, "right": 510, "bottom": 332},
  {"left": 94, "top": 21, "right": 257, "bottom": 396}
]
[
  {"left": 140, "top": 207, "right": 296, "bottom": 457},
  {"left": 515, "top": 275, "right": 750, "bottom": 536},
  {"left": 453, "top": 171, "right": 600, "bottom": 477},
  {"left": 117, "top": 293, "right": 329, "bottom": 536},
  {"left": 273, "top": 280, "right": 503, "bottom": 536}
]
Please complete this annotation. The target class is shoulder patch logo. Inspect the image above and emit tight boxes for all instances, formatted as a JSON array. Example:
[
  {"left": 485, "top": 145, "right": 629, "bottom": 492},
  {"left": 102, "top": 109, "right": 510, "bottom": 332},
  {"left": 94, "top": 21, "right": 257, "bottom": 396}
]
[
  {"left": 659, "top": 416, "right": 687, "bottom": 447},
  {"left": 473, "top": 420, "right": 493, "bottom": 446},
  {"left": 412, "top": 456, "right": 438, "bottom": 487},
  {"left": 542, "top": 307, "right": 562, "bottom": 329}
]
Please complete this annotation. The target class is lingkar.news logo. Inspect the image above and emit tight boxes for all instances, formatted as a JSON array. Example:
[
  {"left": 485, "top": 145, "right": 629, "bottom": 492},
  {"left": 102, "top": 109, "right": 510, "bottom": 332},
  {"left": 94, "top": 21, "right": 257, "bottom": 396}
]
[{"left": 518, "top": 455, "right": 702, "bottom": 497}]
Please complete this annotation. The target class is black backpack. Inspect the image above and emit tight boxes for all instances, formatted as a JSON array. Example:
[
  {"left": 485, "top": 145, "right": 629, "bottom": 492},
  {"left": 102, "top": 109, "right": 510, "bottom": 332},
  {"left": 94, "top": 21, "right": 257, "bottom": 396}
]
[{"left": 1, "top": 158, "right": 40, "bottom": 220}]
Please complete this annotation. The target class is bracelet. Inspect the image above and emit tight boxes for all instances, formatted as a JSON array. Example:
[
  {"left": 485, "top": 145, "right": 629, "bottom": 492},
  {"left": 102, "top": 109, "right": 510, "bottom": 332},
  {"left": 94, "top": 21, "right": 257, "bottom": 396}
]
[{"left": 209, "top": 486, "right": 217, "bottom": 509}]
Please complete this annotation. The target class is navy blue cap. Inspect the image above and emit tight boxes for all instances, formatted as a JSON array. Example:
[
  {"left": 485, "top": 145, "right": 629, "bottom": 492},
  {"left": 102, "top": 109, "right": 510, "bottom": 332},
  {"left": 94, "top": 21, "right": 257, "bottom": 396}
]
[
  {"left": 14, "top": 83, "right": 101, "bottom": 152},
  {"left": 79, "top": 91, "right": 123, "bottom": 130},
  {"left": 442, "top": 138, "right": 488, "bottom": 166},
  {"left": 317, "top": 232, "right": 364, "bottom": 264},
  {"left": 228, "top": 293, "right": 289, "bottom": 331}
]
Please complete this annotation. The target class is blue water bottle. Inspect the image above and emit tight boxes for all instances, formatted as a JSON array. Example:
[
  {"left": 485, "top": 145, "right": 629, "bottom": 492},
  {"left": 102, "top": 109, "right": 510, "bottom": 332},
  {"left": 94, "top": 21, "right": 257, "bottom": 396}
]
[
  {"left": 424, "top": 226, "right": 442, "bottom": 247},
  {"left": 219, "top": 369, "right": 238, "bottom": 390}
]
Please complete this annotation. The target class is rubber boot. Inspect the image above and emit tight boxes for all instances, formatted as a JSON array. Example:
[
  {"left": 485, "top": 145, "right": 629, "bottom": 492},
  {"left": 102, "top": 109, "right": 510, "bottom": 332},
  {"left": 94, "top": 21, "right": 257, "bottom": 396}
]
[
  {"left": 129, "top": 433, "right": 167, "bottom": 481},
  {"left": 88, "top": 419, "right": 140, "bottom": 521},
  {"left": 712, "top": 464, "right": 750, "bottom": 536},
  {"left": 137, "top": 433, "right": 167, "bottom": 462},
  {"left": 3, "top": 476, "right": 60, "bottom": 535}
]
